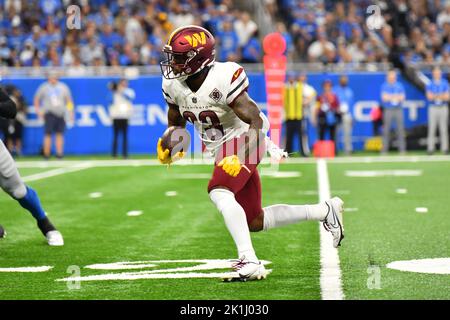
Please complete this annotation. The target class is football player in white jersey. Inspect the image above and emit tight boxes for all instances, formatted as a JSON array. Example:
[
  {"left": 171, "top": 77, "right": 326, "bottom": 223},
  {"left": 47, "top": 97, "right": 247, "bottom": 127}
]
[{"left": 157, "top": 25, "right": 344, "bottom": 281}]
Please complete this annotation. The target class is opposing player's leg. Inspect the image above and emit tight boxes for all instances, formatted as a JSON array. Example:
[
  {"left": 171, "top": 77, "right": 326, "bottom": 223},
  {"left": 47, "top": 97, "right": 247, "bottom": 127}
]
[{"left": 0, "top": 141, "right": 63, "bottom": 246}]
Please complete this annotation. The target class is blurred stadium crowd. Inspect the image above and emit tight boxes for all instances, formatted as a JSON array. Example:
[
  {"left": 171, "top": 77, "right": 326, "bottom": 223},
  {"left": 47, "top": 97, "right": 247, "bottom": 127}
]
[{"left": 0, "top": 0, "right": 449, "bottom": 71}]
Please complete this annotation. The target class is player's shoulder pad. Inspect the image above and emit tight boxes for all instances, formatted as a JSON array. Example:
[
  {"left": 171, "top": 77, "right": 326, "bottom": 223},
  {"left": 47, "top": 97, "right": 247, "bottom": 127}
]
[
  {"left": 223, "top": 62, "right": 249, "bottom": 105},
  {"left": 162, "top": 77, "right": 176, "bottom": 105},
  {"left": 222, "top": 62, "right": 246, "bottom": 85}
]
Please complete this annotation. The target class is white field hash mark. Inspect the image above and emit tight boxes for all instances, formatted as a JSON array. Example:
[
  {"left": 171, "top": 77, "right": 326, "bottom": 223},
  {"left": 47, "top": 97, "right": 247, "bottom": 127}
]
[
  {"left": 317, "top": 159, "right": 345, "bottom": 300},
  {"left": 345, "top": 170, "right": 422, "bottom": 177},
  {"left": 0, "top": 266, "right": 53, "bottom": 272},
  {"left": 127, "top": 210, "right": 143, "bottom": 217}
]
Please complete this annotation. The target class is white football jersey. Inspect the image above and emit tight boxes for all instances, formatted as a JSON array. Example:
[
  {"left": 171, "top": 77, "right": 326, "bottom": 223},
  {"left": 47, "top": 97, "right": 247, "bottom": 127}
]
[{"left": 162, "top": 61, "right": 256, "bottom": 153}]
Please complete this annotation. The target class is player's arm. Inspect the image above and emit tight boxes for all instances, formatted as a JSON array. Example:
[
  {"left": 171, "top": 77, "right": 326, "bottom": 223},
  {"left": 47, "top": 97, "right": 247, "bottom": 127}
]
[
  {"left": 157, "top": 102, "right": 186, "bottom": 164},
  {"left": 381, "top": 91, "right": 392, "bottom": 103},
  {"left": 230, "top": 91, "right": 263, "bottom": 130},
  {"left": 167, "top": 103, "right": 186, "bottom": 127},
  {"left": 426, "top": 87, "right": 434, "bottom": 101},
  {"left": 0, "top": 87, "right": 17, "bottom": 119}
]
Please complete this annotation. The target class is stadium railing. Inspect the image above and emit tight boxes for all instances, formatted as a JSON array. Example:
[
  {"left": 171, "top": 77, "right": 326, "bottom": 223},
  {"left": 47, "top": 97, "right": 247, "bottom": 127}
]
[{"left": 0, "top": 63, "right": 397, "bottom": 78}]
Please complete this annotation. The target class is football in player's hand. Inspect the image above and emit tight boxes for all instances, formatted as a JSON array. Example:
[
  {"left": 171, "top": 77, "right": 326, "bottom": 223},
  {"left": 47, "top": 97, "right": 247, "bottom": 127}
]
[{"left": 161, "top": 126, "right": 190, "bottom": 156}]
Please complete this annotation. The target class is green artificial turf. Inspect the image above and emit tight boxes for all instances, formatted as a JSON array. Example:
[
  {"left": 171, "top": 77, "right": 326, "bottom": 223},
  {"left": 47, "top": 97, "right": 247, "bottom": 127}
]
[{"left": 0, "top": 159, "right": 448, "bottom": 299}]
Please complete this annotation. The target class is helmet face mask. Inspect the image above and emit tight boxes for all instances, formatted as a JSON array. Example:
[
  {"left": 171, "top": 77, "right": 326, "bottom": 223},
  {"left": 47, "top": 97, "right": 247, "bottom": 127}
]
[
  {"left": 160, "top": 45, "right": 199, "bottom": 80},
  {"left": 160, "top": 25, "right": 215, "bottom": 81}
]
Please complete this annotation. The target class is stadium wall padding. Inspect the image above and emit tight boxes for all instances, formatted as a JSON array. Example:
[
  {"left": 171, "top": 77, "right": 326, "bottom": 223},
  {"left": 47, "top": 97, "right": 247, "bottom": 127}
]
[{"left": 1, "top": 72, "right": 427, "bottom": 155}]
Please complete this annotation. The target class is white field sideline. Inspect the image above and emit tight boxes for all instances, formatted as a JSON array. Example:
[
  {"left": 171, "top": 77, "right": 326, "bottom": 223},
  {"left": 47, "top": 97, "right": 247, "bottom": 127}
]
[{"left": 14, "top": 154, "right": 450, "bottom": 169}]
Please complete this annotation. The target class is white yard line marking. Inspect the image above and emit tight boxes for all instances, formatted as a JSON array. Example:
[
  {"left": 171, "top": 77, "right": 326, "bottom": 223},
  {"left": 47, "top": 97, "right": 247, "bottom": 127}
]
[
  {"left": 345, "top": 170, "right": 422, "bottom": 177},
  {"left": 317, "top": 159, "right": 345, "bottom": 300},
  {"left": 415, "top": 207, "right": 428, "bottom": 213},
  {"left": 165, "top": 191, "right": 178, "bottom": 197},
  {"left": 261, "top": 171, "right": 301, "bottom": 178},
  {"left": 396, "top": 188, "right": 408, "bottom": 194},
  {"left": 345, "top": 208, "right": 359, "bottom": 212},
  {"left": 174, "top": 171, "right": 302, "bottom": 180},
  {"left": 0, "top": 266, "right": 53, "bottom": 272},
  {"left": 14, "top": 154, "right": 450, "bottom": 169},
  {"left": 298, "top": 190, "right": 318, "bottom": 195},
  {"left": 21, "top": 163, "right": 92, "bottom": 182}
]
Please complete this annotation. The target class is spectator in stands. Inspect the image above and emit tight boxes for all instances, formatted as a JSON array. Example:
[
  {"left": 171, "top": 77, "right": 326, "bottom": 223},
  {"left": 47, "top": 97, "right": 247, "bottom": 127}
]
[
  {"left": 380, "top": 69, "right": 406, "bottom": 154},
  {"left": 109, "top": 79, "right": 135, "bottom": 159},
  {"left": 34, "top": 72, "right": 74, "bottom": 159},
  {"left": 333, "top": 75, "right": 354, "bottom": 155},
  {"left": 241, "top": 30, "right": 262, "bottom": 63},
  {"left": 80, "top": 38, "right": 105, "bottom": 66},
  {"left": 276, "top": 22, "right": 295, "bottom": 61},
  {"left": 234, "top": 12, "right": 258, "bottom": 47},
  {"left": 315, "top": 79, "right": 340, "bottom": 154},
  {"left": 170, "top": 3, "right": 195, "bottom": 29},
  {"left": 216, "top": 19, "right": 240, "bottom": 62},
  {"left": 426, "top": 66, "right": 449, "bottom": 155},
  {"left": 0, "top": 0, "right": 446, "bottom": 70},
  {"left": 307, "top": 30, "right": 336, "bottom": 63}
]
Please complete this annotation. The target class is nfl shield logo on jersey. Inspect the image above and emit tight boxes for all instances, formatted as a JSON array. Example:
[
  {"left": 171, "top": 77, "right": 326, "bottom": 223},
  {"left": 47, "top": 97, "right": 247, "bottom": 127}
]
[{"left": 209, "top": 88, "right": 222, "bottom": 102}]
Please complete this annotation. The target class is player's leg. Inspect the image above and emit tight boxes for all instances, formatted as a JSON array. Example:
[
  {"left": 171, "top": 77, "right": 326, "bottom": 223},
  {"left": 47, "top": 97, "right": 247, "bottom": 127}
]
[
  {"left": 208, "top": 138, "right": 266, "bottom": 279},
  {"left": 55, "top": 115, "right": 66, "bottom": 158},
  {"left": 55, "top": 133, "right": 64, "bottom": 159},
  {"left": 382, "top": 109, "right": 393, "bottom": 153},
  {"left": 396, "top": 109, "right": 406, "bottom": 153},
  {"left": 43, "top": 134, "right": 52, "bottom": 159},
  {"left": 238, "top": 167, "right": 344, "bottom": 247},
  {"left": 0, "top": 141, "right": 63, "bottom": 245},
  {"left": 261, "top": 198, "right": 344, "bottom": 246},
  {"left": 122, "top": 120, "right": 129, "bottom": 158},
  {"left": 112, "top": 120, "right": 119, "bottom": 157},
  {"left": 43, "top": 113, "right": 53, "bottom": 159},
  {"left": 208, "top": 163, "right": 258, "bottom": 263},
  {"left": 285, "top": 120, "right": 294, "bottom": 154},
  {"left": 438, "top": 107, "right": 448, "bottom": 153},
  {"left": 427, "top": 107, "right": 438, "bottom": 154}
]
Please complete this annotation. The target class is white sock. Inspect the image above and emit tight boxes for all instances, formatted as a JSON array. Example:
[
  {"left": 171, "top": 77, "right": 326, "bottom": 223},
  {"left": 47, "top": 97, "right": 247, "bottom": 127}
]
[
  {"left": 262, "top": 202, "right": 329, "bottom": 231},
  {"left": 209, "top": 188, "right": 258, "bottom": 262}
]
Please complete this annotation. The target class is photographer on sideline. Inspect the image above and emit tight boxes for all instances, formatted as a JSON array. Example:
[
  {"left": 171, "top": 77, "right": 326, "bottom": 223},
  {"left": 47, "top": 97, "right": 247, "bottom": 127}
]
[{"left": 109, "top": 79, "right": 135, "bottom": 158}]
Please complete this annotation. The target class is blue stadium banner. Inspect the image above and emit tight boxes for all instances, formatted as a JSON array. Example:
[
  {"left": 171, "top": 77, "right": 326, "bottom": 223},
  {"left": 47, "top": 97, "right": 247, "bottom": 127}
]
[{"left": 1, "top": 72, "right": 426, "bottom": 155}]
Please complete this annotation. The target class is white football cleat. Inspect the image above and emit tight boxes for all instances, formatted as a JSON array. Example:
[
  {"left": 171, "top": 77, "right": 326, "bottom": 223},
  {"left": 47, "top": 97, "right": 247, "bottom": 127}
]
[
  {"left": 46, "top": 230, "right": 64, "bottom": 246},
  {"left": 322, "top": 197, "right": 345, "bottom": 248},
  {"left": 231, "top": 257, "right": 268, "bottom": 281}
]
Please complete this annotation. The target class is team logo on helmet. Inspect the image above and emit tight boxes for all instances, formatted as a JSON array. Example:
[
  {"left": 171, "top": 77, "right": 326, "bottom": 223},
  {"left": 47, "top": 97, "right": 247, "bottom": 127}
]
[{"left": 184, "top": 32, "right": 206, "bottom": 48}]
